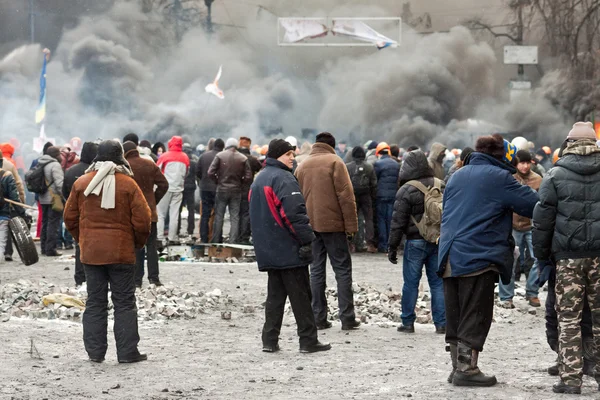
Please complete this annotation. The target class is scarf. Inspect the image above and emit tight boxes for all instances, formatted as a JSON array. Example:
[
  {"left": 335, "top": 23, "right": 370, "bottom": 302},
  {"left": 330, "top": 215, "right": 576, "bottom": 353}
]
[{"left": 84, "top": 161, "right": 133, "bottom": 209}]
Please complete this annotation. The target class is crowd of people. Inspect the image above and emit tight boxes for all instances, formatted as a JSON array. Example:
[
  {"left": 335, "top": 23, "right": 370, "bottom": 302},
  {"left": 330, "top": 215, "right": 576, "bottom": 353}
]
[{"left": 1, "top": 122, "right": 598, "bottom": 393}]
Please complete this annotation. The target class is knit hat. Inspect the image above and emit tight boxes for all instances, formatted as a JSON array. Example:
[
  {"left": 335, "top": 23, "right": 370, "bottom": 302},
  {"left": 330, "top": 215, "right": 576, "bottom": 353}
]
[
  {"left": 139, "top": 140, "right": 152, "bottom": 149},
  {"left": 225, "top": 138, "right": 239, "bottom": 148},
  {"left": 267, "top": 139, "right": 295, "bottom": 160},
  {"left": 122, "top": 141, "right": 137, "bottom": 154},
  {"left": 516, "top": 150, "right": 532, "bottom": 163},
  {"left": 123, "top": 133, "right": 139, "bottom": 146},
  {"left": 567, "top": 121, "right": 597, "bottom": 141},
  {"left": 367, "top": 140, "right": 378, "bottom": 150},
  {"left": 316, "top": 132, "right": 336, "bottom": 149}
]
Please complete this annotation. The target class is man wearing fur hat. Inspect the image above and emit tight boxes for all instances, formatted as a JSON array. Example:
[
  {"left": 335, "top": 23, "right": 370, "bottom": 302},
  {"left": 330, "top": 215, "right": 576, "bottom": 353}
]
[
  {"left": 533, "top": 121, "right": 600, "bottom": 394},
  {"left": 208, "top": 137, "right": 252, "bottom": 243},
  {"left": 64, "top": 139, "right": 151, "bottom": 363},
  {"left": 438, "top": 134, "right": 539, "bottom": 387}
]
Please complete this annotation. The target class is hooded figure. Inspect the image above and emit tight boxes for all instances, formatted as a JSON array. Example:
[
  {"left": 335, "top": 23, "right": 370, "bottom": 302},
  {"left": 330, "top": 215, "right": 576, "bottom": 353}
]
[
  {"left": 155, "top": 136, "right": 190, "bottom": 245},
  {"left": 151, "top": 142, "right": 166, "bottom": 158},
  {"left": 388, "top": 150, "right": 446, "bottom": 334},
  {"left": 373, "top": 145, "right": 400, "bottom": 252},
  {"left": 0, "top": 149, "right": 25, "bottom": 202},
  {"left": 63, "top": 141, "right": 99, "bottom": 286},
  {"left": 438, "top": 134, "right": 538, "bottom": 387},
  {"left": 64, "top": 139, "right": 151, "bottom": 364},
  {"left": 428, "top": 143, "right": 447, "bottom": 180}
]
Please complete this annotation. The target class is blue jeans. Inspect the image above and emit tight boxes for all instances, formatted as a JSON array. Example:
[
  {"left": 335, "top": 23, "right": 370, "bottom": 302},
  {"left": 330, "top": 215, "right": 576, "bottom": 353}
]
[
  {"left": 499, "top": 229, "right": 539, "bottom": 300},
  {"left": 401, "top": 239, "right": 446, "bottom": 327},
  {"left": 377, "top": 199, "right": 394, "bottom": 251}
]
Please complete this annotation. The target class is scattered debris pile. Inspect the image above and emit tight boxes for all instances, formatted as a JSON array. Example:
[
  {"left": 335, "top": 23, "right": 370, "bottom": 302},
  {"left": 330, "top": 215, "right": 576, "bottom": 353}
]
[{"left": 0, "top": 280, "right": 234, "bottom": 323}]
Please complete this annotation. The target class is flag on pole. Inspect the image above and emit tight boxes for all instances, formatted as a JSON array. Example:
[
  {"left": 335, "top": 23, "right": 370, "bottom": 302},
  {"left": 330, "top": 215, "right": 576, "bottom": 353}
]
[{"left": 35, "top": 49, "right": 50, "bottom": 124}]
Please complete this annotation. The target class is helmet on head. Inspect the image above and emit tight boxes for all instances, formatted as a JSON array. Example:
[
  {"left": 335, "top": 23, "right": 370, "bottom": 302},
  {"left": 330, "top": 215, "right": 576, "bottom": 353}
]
[
  {"left": 553, "top": 148, "right": 560, "bottom": 165},
  {"left": 511, "top": 136, "right": 528, "bottom": 150},
  {"left": 376, "top": 142, "right": 390, "bottom": 156},
  {"left": 542, "top": 146, "right": 552, "bottom": 155}
]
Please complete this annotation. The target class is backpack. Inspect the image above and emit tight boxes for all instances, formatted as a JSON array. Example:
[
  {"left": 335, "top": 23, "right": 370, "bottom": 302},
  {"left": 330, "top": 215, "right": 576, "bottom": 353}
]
[
  {"left": 25, "top": 163, "right": 48, "bottom": 194},
  {"left": 351, "top": 162, "right": 370, "bottom": 194},
  {"left": 405, "top": 179, "right": 443, "bottom": 244}
]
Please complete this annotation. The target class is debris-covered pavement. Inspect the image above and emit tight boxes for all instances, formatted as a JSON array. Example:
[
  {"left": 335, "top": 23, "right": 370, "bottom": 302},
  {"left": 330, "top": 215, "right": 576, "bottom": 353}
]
[{"left": 1, "top": 252, "right": 599, "bottom": 399}]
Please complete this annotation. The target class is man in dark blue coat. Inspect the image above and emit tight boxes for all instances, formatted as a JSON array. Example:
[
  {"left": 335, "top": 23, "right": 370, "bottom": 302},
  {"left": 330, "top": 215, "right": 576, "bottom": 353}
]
[
  {"left": 250, "top": 138, "right": 331, "bottom": 354},
  {"left": 438, "top": 134, "right": 538, "bottom": 387},
  {"left": 373, "top": 143, "right": 400, "bottom": 253}
]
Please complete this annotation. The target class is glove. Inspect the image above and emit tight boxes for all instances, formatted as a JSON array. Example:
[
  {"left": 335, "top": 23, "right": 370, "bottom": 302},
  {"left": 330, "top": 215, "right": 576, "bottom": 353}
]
[
  {"left": 298, "top": 244, "right": 313, "bottom": 263},
  {"left": 388, "top": 250, "right": 398, "bottom": 264},
  {"left": 536, "top": 260, "right": 555, "bottom": 288},
  {"left": 346, "top": 232, "right": 355, "bottom": 242}
]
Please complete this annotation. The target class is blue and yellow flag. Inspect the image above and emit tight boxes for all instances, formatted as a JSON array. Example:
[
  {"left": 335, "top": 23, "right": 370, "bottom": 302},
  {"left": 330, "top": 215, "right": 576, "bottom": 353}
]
[{"left": 35, "top": 54, "right": 48, "bottom": 124}]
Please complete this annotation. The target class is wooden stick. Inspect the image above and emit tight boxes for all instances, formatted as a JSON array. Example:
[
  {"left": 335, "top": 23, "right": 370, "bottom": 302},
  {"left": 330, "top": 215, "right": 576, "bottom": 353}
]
[{"left": 5, "top": 199, "right": 37, "bottom": 210}]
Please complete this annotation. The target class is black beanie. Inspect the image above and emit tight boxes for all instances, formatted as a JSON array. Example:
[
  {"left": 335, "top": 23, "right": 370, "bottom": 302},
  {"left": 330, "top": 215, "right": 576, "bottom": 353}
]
[
  {"left": 123, "top": 133, "right": 139, "bottom": 146},
  {"left": 268, "top": 139, "right": 295, "bottom": 160},
  {"left": 516, "top": 150, "right": 532, "bottom": 163},
  {"left": 316, "top": 132, "right": 336, "bottom": 149}
]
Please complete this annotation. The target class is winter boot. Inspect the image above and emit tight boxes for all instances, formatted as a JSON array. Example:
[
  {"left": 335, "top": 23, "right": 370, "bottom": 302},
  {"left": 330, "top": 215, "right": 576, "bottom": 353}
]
[
  {"left": 552, "top": 381, "right": 581, "bottom": 394},
  {"left": 446, "top": 344, "right": 458, "bottom": 383},
  {"left": 452, "top": 342, "right": 497, "bottom": 387}
]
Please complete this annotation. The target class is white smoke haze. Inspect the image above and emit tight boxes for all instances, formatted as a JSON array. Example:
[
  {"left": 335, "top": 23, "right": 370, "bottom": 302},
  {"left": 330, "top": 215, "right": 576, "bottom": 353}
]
[{"left": 0, "top": 1, "right": 573, "bottom": 151}]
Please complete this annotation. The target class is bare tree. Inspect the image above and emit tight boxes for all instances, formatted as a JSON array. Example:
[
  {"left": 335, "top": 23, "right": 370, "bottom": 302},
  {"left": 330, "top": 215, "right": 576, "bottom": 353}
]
[{"left": 465, "top": 0, "right": 600, "bottom": 120}]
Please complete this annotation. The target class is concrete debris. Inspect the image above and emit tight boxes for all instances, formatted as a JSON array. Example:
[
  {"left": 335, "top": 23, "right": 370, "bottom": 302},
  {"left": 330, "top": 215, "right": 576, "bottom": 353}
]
[{"left": 1, "top": 280, "right": 232, "bottom": 323}]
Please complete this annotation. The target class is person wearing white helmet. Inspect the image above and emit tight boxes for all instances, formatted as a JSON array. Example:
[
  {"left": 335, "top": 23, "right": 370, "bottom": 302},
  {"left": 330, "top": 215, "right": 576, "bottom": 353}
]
[{"left": 285, "top": 136, "right": 298, "bottom": 153}]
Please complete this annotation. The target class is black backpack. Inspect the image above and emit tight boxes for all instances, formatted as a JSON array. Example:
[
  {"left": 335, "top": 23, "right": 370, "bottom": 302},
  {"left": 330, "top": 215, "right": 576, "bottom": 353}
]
[
  {"left": 25, "top": 163, "right": 48, "bottom": 194},
  {"left": 351, "top": 162, "right": 370, "bottom": 194}
]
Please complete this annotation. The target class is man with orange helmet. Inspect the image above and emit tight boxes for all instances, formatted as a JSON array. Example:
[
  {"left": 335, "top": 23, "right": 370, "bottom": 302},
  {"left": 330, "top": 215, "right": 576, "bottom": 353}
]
[{"left": 373, "top": 142, "right": 400, "bottom": 253}]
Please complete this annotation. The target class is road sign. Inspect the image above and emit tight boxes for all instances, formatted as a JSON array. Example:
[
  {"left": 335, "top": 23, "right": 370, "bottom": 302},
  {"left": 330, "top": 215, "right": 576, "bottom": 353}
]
[{"left": 504, "top": 46, "right": 538, "bottom": 64}]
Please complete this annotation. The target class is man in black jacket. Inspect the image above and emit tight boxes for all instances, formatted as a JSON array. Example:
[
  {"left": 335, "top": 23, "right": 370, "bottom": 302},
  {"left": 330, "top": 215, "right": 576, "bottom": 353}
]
[
  {"left": 388, "top": 150, "right": 445, "bottom": 334},
  {"left": 179, "top": 143, "right": 198, "bottom": 239},
  {"left": 346, "top": 146, "right": 377, "bottom": 253},
  {"left": 63, "top": 142, "right": 98, "bottom": 286},
  {"left": 196, "top": 138, "right": 223, "bottom": 243},
  {"left": 250, "top": 138, "right": 330, "bottom": 354},
  {"left": 533, "top": 122, "right": 600, "bottom": 395}
]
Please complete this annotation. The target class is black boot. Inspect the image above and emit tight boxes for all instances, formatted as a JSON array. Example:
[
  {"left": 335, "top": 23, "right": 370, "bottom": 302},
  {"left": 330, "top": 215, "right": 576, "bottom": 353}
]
[
  {"left": 552, "top": 381, "right": 581, "bottom": 394},
  {"left": 452, "top": 343, "right": 497, "bottom": 387},
  {"left": 547, "top": 363, "right": 559, "bottom": 376},
  {"left": 447, "top": 344, "right": 457, "bottom": 383}
]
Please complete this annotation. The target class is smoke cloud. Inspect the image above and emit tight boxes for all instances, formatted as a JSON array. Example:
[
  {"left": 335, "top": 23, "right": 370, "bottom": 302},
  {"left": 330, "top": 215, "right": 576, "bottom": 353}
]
[{"left": 0, "top": 1, "right": 573, "bottom": 153}]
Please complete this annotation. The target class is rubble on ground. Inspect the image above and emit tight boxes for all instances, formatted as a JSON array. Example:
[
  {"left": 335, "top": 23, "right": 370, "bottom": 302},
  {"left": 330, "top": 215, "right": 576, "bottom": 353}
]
[{"left": 0, "top": 280, "right": 234, "bottom": 323}]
